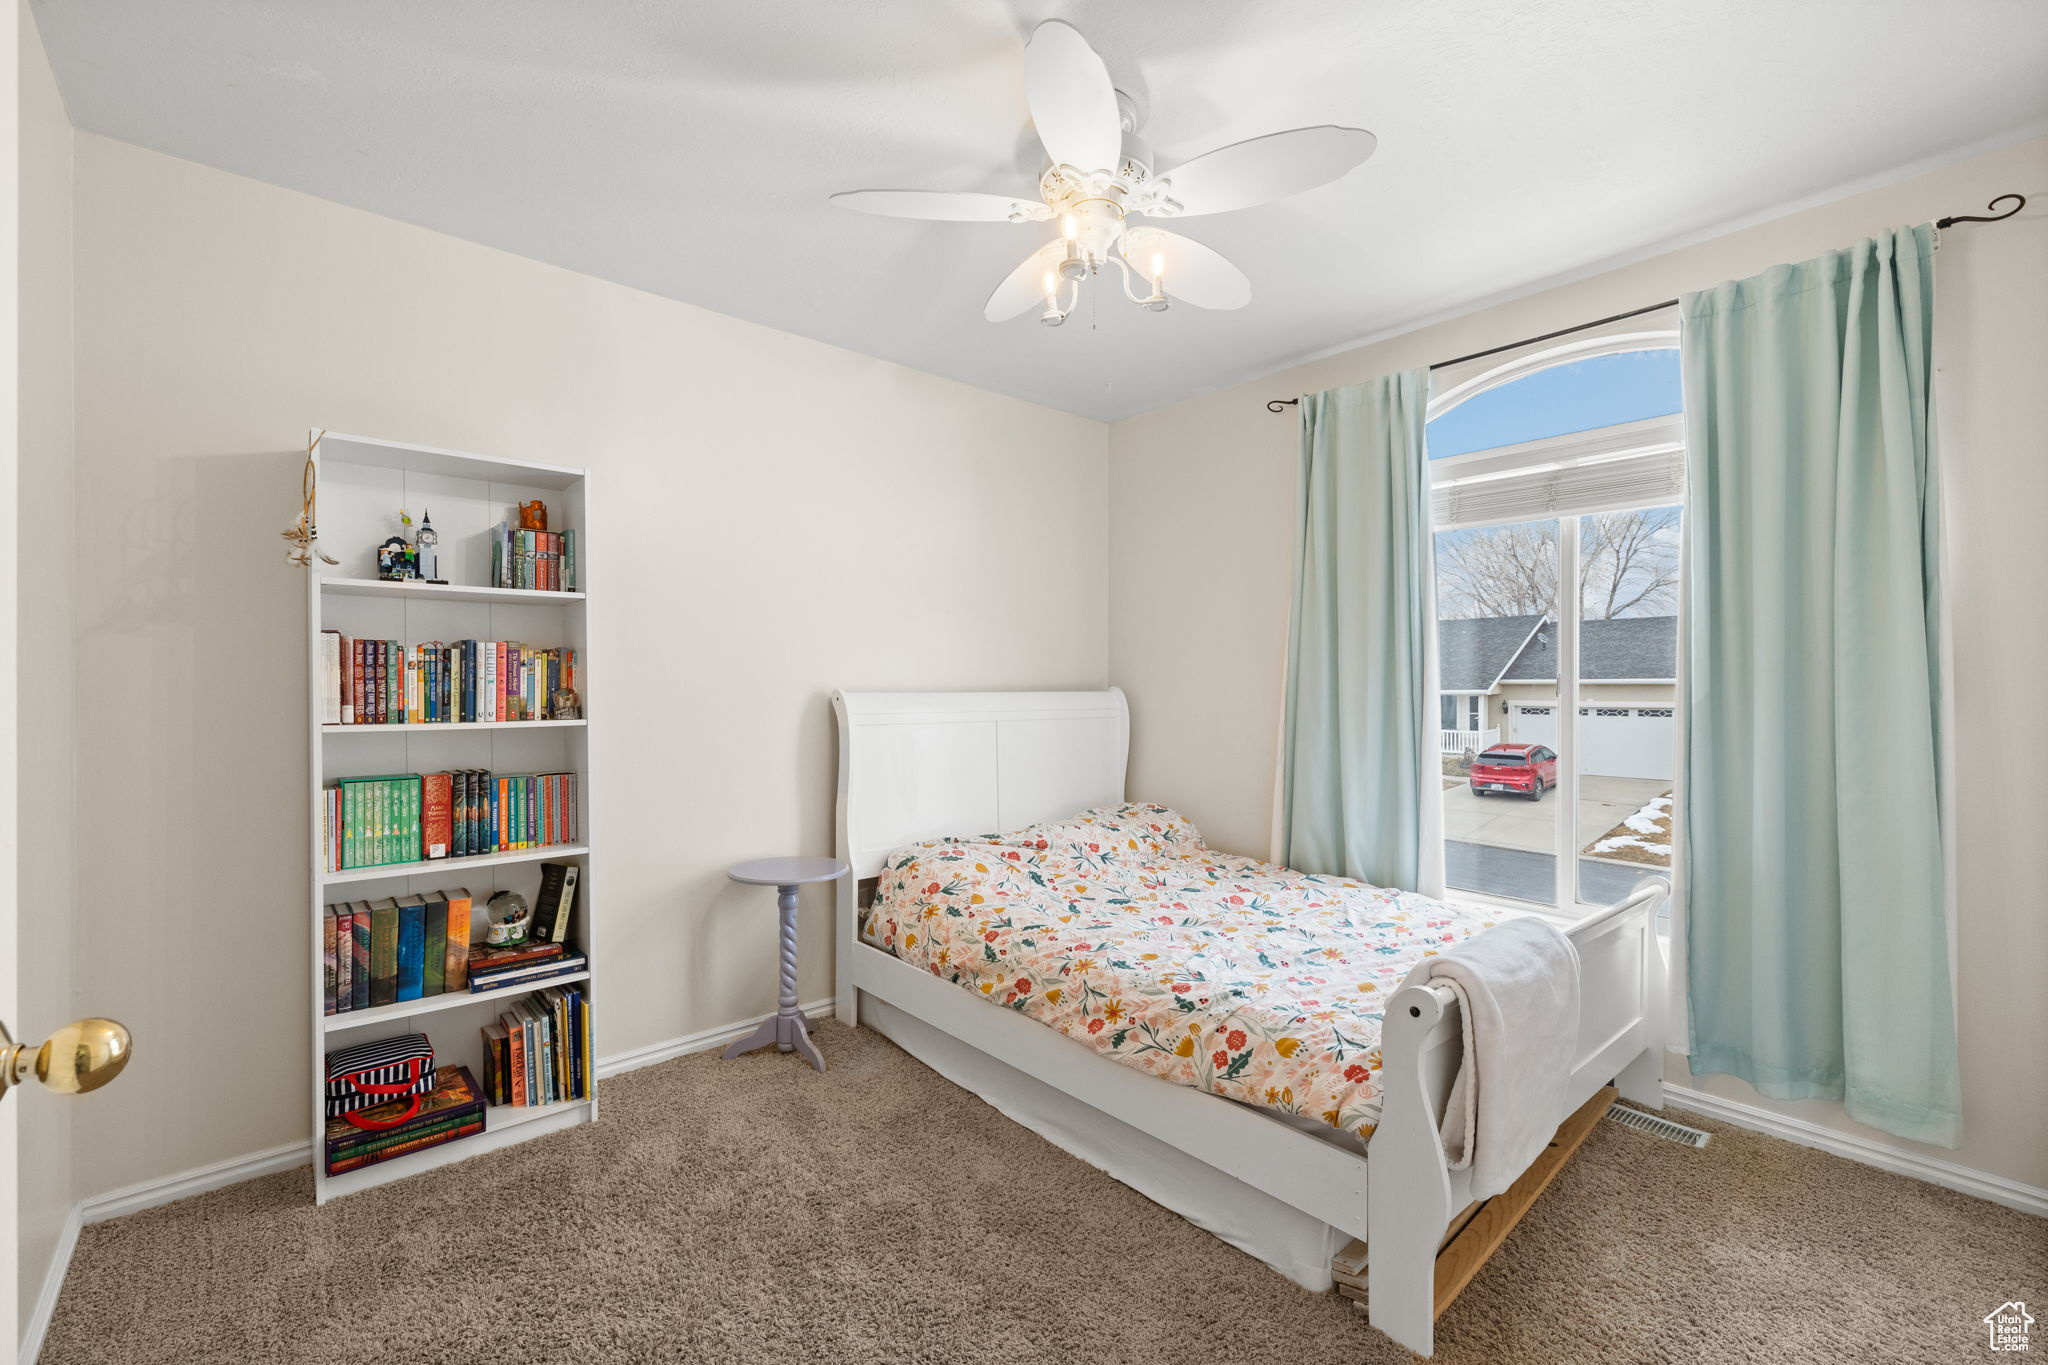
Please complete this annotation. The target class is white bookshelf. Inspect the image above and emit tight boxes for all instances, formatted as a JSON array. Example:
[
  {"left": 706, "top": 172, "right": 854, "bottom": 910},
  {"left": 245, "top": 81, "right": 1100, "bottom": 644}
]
[{"left": 306, "top": 430, "right": 598, "bottom": 1204}]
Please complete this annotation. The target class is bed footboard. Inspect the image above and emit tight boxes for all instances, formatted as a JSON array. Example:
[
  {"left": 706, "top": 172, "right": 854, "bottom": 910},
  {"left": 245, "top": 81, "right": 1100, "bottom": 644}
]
[{"left": 1365, "top": 877, "right": 1669, "bottom": 1356}]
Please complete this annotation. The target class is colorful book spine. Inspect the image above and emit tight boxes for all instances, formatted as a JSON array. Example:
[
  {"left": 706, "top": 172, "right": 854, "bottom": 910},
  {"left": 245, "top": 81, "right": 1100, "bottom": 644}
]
[
  {"left": 467, "top": 957, "right": 588, "bottom": 995},
  {"left": 395, "top": 897, "right": 427, "bottom": 1001},
  {"left": 422, "top": 893, "right": 447, "bottom": 997},
  {"left": 334, "top": 908, "right": 353, "bottom": 1013},
  {"left": 326, "top": 1117, "right": 484, "bottom": 1176},
  {"left": 369, "top": 899, "right": 400, "bottom": 1007},
  {"left": 322, "top": 908, "right": 338, "bottom": 1015},
  {"left": 504, "top": 1013, "right": 527, "bottom": 1105},
  {"left": 443, "top": 889, "right": 472, "bottom": 990},
  {"left": 350, "top": 908, "right": 371, "bottom": 1011},
  {"left": 422, "top": 771, "right": 452, "bottom": 860}
]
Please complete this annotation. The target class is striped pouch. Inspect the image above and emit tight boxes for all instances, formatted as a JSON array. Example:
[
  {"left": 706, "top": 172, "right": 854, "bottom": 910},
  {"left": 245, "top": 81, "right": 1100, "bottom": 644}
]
[{"left": 325, "top": 1033, "right": 437, "bottom": 1128}]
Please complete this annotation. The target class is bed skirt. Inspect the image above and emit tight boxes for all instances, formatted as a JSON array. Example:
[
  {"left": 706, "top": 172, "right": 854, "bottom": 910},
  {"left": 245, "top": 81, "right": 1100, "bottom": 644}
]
[{"left": 859, "top": 992, "right": 1349, "bottom": 1291}]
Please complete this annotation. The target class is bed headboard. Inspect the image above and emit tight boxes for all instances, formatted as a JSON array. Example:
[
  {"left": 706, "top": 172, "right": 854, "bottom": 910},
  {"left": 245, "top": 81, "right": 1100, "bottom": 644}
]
[{"left": 832, "top": 688, "right": 1129, "bottom": 878}]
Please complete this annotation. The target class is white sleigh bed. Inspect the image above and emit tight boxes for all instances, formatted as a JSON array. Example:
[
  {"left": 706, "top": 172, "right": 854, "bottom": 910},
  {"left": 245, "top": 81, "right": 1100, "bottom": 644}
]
[{"left": 832, "top": 687, "right": 1666, "bottom": 1356}]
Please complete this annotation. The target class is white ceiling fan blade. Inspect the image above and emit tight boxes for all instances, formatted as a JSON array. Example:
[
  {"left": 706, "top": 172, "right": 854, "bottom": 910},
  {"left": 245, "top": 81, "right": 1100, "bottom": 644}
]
[
  {"left": 984, "top": 240, "right": 1069, "bottom": 322},
  {"left": 1121, "top": 228, "right": 1250, "bottom": 311},
  {"left": 1023, "top": 20, "right": 1122, "bottom": 172},
  {"left": 1154, "top": 126, "right": 1378, "bottom": 216},
  {"left": 830, "top": 190, "right": 1050, "bottom": 223}
]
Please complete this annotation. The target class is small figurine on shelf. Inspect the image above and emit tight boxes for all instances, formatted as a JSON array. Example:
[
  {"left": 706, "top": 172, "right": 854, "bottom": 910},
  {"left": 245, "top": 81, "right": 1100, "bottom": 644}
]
[
  {"left": 376, "top": 536, "right": 414, "bottom": 581},
  {"left": 378, "top": 508, "right": 419, "bottom": 581},
  {"left": 414, "top": 508, "right": 445, "bottom": 584},
  {"left": 518, "top": 499, "right": 548, "bottom": 532},
  {"left": 484, "top": 891, "right": 533, "bottom": 947},
  {"left": 552, "top": 686, "right": 581, "bottom": 721}
]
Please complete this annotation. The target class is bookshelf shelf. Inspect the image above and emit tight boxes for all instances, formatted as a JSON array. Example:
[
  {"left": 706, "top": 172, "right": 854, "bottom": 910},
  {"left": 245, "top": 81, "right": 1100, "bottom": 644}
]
[
  {"left": 323, "top": 971, "right": 594, "bottom": 1034},
  {"left": 486, "top": 1096, "right": 592, "bottom": 1134},
  {"left": 321, "top": 844, "right": 591, "bottom": 886},
  {"left": 308, "top": 430, "right": 598, "bottom": 1205},
  {"left": 323, "top": 719, "right": 588, "bottom": 736},
  {"left": 320, "top": 576, "right": 586, "bottom": 606}
]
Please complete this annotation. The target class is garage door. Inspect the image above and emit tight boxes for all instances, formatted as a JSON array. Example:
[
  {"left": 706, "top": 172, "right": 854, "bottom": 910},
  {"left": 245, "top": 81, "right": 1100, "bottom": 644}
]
[{"left": 1509, "top": 705, "right": 1675, "bottom": 781}]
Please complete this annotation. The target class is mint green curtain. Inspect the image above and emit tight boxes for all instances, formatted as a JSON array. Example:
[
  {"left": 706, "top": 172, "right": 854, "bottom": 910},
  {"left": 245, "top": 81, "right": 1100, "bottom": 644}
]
[
  {"left": 1280, "top": 369, "right": 1434, "bottom": 889},
  {"left": 1681, "top": 224, "right": 1959, "bottom": 1146}
]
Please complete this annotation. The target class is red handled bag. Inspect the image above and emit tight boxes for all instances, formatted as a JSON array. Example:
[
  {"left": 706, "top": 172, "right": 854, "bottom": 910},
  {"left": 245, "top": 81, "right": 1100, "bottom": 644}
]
[{"left": 324, "top": 1033, "right": 437, "bottom": 1130}]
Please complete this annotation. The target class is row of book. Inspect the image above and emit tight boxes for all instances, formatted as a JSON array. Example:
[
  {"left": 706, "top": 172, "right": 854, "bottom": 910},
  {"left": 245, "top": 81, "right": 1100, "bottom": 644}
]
[
  {"left": 318, "top": 633, "right": 580, "bottom": 725},
  {"left": 324, "top": 1063, "right": 486, "bottom": 1177},
  {"left": 481, "top": 982, "right": 592, "bottom": 1106},
  {"left": 492, "top": 523, "right": 577, "bottom": 593},
  {"left": 322, "top": 769, "right": 579, "bottom": 871},
  {"left": 322, "top": 871, "right": 581, "bottom": 1014}
]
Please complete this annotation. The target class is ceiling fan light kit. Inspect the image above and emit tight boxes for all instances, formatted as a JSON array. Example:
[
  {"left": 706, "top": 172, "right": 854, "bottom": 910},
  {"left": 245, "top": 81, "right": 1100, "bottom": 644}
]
[{"left": 831, "top": 20, "right": 1377, "bottom": 328}]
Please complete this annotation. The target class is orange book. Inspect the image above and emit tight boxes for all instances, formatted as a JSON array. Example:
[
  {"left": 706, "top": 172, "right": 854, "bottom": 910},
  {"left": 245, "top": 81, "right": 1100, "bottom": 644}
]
[
  {"left": 442, "top": 888, "right": 472, "bottom": 990},
  {"left": 502, "top": 1010, "right": 526, "bottom": 1105}
]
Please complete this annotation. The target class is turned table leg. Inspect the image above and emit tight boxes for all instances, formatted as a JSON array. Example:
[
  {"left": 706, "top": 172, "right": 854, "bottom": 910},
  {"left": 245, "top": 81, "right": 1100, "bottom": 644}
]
[{"left": 722, "top": 881, "right": 826, "bottom": 1072}]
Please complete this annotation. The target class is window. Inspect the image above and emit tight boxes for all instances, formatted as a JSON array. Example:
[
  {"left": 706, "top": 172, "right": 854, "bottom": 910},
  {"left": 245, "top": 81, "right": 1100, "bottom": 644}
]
[{"left": 1430, "top": 335, "right": 1682, "bottom": 911}]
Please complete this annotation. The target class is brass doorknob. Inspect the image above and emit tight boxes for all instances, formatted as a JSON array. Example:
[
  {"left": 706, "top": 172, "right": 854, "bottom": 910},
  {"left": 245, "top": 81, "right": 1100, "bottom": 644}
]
[{"left": 0, "top": 1017, "right": 132, "bottom": 1098}]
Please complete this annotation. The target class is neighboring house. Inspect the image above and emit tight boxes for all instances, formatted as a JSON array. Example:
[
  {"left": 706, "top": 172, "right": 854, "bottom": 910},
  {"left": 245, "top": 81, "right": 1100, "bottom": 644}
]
[{"left": 1439, "top": 614, "right": 1677, "bottom": 780}]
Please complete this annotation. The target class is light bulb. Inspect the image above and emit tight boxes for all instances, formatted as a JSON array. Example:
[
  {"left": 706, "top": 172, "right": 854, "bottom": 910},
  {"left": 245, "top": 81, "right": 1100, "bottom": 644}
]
[
  {"left": 1062, "top": 215, "right": 1078, "bottom": 241},
  {"left": 1151, "top": 254, "right": 1166, "bottom": 283}
]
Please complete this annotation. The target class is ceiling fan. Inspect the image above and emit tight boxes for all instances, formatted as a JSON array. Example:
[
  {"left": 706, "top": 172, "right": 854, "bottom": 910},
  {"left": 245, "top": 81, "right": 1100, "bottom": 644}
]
[{"left": 831, "top": 21, "right": 1378, "bottom": 326}]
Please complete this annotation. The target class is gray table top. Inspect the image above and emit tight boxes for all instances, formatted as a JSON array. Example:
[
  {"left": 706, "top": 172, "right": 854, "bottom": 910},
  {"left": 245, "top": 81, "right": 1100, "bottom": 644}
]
[{"left": 728, "top": 856, "right": 850, "bottom": 887}]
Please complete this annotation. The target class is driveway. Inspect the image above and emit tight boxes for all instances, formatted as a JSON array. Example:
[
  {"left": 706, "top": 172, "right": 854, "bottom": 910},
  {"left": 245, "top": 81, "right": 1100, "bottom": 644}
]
[
  {"left": 1443, "top": 774, "right": 1669, "bottom": 854},
  {"left": 1444, "top": 842, "right": 1663, "bottom": 907}
]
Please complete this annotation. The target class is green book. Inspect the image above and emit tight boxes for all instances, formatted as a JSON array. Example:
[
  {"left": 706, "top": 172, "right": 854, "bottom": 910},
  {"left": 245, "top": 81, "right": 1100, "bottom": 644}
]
[
  {"left": 339, "top": 783, "right": 355, "bottom": 869},
  {"left": 408, "top": 776, "right": 423, "bottom": 864},
  {"left": 368, "top": 896, "right": 401, "bottom": 1007},
  {"left": 421, "top": 891, "right": 448, "bottom": 996}
]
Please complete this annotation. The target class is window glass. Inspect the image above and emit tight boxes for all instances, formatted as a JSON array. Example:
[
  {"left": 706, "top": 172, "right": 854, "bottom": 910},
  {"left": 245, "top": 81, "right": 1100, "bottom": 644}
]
[
  {"left": 1573, "top": 505, "right": 1682, "bottom": 907},
  {"left": 1438, "top": 519, "right": 1559, "bottom": 907},
  {"left": 1427, "top": 348, "right": 1681, "bottom": 459}
]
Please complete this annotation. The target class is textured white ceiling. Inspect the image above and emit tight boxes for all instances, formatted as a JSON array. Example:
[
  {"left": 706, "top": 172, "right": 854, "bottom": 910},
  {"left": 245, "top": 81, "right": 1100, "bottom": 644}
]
[{"left": 33, "top": 0, "right": 2048, "bottom": 421}]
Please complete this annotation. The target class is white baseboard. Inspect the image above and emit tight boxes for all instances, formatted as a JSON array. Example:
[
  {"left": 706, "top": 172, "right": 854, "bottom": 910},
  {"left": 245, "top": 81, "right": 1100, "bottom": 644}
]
[
  {"left": 19, "top": 1202, "right": 82, "bottom": 1365},
  {"left": 1662, "top": 1084, "right": 2048, "bottom": 1218},
  {"left": 596, "top": 996, "right": 836, "bottom": 1080},
  {"left": 79, "top": 1140, "right": 309, "bottom": 1226}
]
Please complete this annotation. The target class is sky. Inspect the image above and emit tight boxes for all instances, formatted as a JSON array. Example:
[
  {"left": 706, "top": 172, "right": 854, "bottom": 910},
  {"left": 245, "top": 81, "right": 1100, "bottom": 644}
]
[{"left": 1425, "top": 347, "right": 1681, "bottom": 459}]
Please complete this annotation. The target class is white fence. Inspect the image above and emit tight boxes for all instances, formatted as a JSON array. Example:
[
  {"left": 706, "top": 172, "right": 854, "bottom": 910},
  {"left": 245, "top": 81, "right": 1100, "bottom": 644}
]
[{"left": 1439, "top": 727, "right": 1500, "bottom": 755}]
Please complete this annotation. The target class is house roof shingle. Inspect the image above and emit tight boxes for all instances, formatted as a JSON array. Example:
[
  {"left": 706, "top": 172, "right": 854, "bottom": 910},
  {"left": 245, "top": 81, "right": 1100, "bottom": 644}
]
[
  {"left": 1498, "top": 615, "right": 1677, "bottom": 683},
  {"left": 1437, "top": 614, "right": 1545, "bottom": 691}
]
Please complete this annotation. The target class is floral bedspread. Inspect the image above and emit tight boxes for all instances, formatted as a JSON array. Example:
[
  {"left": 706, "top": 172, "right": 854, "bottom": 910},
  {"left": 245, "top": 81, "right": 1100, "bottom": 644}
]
[{"left": 864, "top": 803, "right": 1514, "bottom": 1140}]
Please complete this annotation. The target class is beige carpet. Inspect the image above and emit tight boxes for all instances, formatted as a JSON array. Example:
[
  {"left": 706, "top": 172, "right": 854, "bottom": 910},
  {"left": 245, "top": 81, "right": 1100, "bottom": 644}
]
[{"left": 42, "top": 1022, "right": 2045, "bottom": 1364}]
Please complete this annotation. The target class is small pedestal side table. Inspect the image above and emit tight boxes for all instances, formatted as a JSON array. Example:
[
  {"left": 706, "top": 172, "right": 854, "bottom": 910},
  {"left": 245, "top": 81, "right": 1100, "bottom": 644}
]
[{"left": 721, "top": 856, "right": 848, "bottom": 1073}]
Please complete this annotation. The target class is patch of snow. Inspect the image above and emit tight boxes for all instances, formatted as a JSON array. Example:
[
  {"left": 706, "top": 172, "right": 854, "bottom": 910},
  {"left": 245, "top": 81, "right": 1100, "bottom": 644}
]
[
  {"left": 1594, "top": 833, "right": 1667, "bottom": 854},
  {"left": 1621, "top": 793, "right": 1673, "bottom": 835}
]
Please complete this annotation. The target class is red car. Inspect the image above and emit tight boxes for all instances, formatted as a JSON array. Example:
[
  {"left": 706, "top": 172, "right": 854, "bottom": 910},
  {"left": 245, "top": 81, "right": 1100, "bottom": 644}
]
[{"left": 1469, "top": 744, "right": 1558, "bottom": 799}]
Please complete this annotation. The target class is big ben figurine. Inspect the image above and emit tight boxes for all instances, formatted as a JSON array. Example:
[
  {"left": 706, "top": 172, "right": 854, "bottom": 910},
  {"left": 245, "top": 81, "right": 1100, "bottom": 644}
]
[{"left": 415, "top": 508, "right": 445, "bottom": 584}]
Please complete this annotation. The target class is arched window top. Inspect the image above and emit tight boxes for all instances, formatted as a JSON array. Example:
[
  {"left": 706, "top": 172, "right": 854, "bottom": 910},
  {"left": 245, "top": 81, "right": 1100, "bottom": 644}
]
[{"left": 1426, "top": 340, "right": 1680, "bottom": 460}]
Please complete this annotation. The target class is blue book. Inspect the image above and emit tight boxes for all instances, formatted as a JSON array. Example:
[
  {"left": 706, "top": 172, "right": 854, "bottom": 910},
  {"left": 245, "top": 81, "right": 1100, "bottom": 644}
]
[{"left": 395, "top": 896, "right": 427, "bottom": 1001}]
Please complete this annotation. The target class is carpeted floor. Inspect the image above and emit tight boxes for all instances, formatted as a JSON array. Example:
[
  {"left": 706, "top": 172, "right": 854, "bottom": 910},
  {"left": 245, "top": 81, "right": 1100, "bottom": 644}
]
[{"left": 42, "top": 1021, "right": 2046, "bottom": 1364}]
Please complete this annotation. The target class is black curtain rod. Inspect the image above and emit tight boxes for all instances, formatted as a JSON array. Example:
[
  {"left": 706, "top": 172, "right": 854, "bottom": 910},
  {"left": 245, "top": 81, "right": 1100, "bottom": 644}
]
[{"left": 1265, "top": 192, "right": 2028, "bottom": 413}]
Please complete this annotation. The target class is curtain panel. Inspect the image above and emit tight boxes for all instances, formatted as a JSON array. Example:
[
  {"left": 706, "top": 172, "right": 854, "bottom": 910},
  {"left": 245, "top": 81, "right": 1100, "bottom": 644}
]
[
  {"left": 1680, "top": 223, "right": 1959, "bottom": 1146},
  {"left": 1279, "top": 369, "right": 1441, "bottom": 893}
]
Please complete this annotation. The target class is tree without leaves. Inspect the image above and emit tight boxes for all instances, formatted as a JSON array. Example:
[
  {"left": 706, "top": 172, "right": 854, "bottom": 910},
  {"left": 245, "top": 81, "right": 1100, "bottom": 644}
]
[{"left": 1435, "top": 508, "right": 1679, "bottom": 621}]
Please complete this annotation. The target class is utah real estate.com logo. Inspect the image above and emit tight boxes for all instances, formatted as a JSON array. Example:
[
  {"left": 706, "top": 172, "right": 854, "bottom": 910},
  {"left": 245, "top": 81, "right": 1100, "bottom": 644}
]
[{"left": 1984, "top": 1302, "right": 2032, "bottom": 1352}]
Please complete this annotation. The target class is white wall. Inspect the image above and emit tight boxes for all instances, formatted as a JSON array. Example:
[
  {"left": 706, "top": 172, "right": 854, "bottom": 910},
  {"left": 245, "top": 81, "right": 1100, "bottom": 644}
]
[
  {"left": 68, "top": 135, "right": 1109, "bottom": 1196},
  {"left": 1108, "top": 135, "right": 2048, "bottom": 1192},
  {"left": 15, "top": 0, "right": 68, "bottom": 1338}
]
